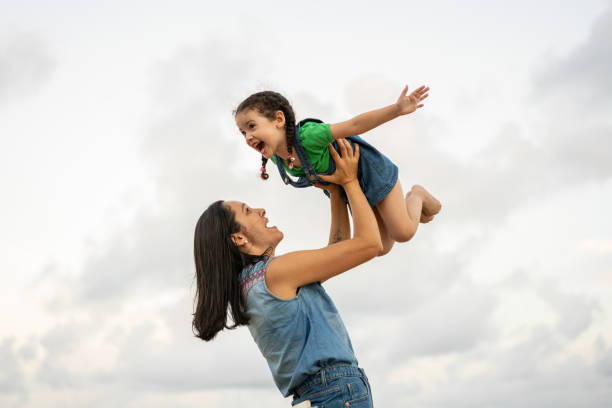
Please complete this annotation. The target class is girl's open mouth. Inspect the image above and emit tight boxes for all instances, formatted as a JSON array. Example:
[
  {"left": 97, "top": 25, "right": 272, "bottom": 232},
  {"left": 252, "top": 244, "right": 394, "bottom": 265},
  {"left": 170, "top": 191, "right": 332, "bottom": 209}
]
[{"left": 256, "top": 141, "right": 265, "bottom": 154}]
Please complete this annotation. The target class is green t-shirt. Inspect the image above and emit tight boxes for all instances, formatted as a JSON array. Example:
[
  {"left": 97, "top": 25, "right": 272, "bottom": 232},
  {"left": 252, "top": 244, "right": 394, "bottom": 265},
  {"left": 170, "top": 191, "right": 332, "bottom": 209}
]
[{"left": 271, "top": 121, "right": 334, "bottom": 177}]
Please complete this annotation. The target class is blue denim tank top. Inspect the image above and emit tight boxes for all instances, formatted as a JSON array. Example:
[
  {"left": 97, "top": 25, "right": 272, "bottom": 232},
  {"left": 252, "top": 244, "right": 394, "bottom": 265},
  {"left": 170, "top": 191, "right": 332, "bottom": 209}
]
[{"left": 240, "top": 257, "right": 358, "bottom": 397}]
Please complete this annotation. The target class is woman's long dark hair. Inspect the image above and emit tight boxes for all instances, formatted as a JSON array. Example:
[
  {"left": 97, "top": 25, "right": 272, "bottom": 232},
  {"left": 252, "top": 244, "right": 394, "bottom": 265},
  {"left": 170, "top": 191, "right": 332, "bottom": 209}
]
[
  {"left": 234, "top": 91, "right": 297, "bottom": 180},
  {"left": 192, "top": 200, "right": 264, "bottom": 341}
]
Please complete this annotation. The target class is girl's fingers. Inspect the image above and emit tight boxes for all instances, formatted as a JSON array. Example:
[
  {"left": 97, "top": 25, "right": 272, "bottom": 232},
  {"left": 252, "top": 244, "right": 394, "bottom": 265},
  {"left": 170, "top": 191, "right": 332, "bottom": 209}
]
[{"left": 414, "top": 86, "right": 428, "bottom": 97}]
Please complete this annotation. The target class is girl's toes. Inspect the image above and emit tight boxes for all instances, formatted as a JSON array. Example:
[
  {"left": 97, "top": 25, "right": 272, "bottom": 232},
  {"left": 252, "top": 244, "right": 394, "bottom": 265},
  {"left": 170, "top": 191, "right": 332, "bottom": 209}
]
[
  {"left": 412, "top": 184, "right": 441, "bottom": 217},
  {"left": 420, "top": 213, "right": 435, "bottom": 223}
]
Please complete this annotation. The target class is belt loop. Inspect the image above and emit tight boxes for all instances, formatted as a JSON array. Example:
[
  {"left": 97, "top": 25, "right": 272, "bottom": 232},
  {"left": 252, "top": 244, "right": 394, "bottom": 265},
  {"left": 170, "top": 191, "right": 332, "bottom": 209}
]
[{"left": 321, "top": 368, "right": 327, "bottom": 388}]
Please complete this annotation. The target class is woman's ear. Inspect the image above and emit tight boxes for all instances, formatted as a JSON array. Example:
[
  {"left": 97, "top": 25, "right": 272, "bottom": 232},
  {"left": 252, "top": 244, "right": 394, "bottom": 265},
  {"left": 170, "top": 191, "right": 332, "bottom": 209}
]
[
  {"left": 275, "top": 110, "right": 286, "bottom": 128},
  {"left": 231, "top": 233, "right": 248, "bottom": 247}
]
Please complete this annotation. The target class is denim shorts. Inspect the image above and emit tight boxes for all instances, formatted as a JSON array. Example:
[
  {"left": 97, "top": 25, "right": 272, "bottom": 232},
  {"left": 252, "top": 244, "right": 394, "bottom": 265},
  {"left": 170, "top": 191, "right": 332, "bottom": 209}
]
[
  {"left": 323, "top": 135, "right": 398, "bottom": 207},
  {"left": 291, "top": 365, "right": 374, "bottom": 408}
]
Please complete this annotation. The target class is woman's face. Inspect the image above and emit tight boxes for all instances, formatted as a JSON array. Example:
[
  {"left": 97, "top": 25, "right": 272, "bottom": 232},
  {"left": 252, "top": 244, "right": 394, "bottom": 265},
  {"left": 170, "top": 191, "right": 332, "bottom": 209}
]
[{"left": 224, "top": 201, "right": 283, "bottom": 255}]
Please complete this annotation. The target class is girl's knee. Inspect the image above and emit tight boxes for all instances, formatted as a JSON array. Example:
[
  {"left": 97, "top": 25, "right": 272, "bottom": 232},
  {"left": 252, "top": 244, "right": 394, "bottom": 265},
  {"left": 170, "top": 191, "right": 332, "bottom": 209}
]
[
  {"left": 378, "top": 240, "right": 394, "bottom": 256},
  {"left": 391, "top": 225, "right": 416, "bottom": 243}
]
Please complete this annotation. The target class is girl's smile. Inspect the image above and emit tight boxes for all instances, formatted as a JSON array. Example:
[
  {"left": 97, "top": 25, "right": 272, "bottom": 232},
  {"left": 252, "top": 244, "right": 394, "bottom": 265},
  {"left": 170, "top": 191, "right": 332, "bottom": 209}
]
[{"left": 235, "top": 109, "right": 287, "bottom": 159}]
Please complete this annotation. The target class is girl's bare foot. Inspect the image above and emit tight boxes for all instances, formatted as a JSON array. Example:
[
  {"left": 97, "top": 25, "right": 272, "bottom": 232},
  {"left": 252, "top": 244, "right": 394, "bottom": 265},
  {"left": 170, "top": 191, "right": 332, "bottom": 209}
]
[
  {"left": 411, "top": 185, "right": 441, "bottom": 217},
  {"left": 420, "top": 213, "right": 435, "bottom": 223}
]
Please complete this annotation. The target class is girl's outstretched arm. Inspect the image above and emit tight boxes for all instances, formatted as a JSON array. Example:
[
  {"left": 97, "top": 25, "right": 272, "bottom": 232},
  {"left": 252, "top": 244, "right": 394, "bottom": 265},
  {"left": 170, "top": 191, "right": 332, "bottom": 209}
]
[{"left": 329, "top": 85, "right": 429, "bottom": 139}]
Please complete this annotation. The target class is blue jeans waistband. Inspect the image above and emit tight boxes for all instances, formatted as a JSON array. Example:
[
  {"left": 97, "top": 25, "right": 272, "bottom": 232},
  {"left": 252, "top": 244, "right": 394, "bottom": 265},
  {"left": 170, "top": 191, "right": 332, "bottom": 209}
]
[{"left": 293, "top": 365, "right": 365, "bottom": 398}]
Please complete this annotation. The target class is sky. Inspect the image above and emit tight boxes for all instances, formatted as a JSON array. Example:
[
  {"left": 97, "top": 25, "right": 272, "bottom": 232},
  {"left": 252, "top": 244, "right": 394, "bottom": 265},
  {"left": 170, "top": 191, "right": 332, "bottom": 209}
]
[{"left": 1, "top": 0, "right": 611, "bottom": 407}]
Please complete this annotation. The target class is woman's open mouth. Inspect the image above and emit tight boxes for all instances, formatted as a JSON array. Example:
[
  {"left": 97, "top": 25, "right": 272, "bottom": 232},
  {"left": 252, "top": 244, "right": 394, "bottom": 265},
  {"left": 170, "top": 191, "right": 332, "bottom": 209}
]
[{"left": 265, "top": 218, "right": 276, "bottom": 229}]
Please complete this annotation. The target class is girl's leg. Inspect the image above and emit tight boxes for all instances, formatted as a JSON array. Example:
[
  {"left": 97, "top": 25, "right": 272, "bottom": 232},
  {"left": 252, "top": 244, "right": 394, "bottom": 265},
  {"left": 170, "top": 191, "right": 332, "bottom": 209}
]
[
  {"left": 376, "top": 181, "right": 440, "bottom": 243},
  {"left": 374, "top": 206, "right": 395, "bottom": 256},
  {"left": 416, "top": 184, "right": 442, "bottom": 217}
]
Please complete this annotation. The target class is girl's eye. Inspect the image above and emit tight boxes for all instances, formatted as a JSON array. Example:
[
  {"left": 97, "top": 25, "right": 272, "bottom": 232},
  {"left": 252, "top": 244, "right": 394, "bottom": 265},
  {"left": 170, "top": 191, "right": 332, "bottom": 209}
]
[{"left": 248, "top": 124, "right": 255, "bottom": 129}]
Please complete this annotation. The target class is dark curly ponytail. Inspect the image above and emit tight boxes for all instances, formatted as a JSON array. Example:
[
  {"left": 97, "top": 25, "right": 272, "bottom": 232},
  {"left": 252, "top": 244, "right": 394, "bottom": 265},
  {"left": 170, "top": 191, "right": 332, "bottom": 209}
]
[{"left": 234, "top": 91, "right": 296, "bottom": 180}]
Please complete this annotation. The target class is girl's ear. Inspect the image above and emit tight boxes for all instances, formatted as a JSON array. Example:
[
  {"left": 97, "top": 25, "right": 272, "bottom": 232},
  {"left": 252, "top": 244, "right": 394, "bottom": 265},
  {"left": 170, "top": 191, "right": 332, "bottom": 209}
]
[{"left": 275, "top": 110, "right": 286, "bottom": 128}]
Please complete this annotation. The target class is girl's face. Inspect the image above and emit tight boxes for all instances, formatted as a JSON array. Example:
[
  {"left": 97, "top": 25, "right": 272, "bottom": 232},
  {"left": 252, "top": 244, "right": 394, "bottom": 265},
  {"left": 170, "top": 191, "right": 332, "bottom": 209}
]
[
  {"left": 225, "top": 201, "right": 283, "bottom": 255},
  {"left": 235, "top": 109, "right": 286, "bottom": 159}
]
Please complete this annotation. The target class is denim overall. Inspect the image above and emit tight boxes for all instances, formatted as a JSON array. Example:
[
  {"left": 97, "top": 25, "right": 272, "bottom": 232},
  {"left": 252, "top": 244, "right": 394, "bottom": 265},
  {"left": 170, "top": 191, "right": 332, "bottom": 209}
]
[
  {"left": 273, "top": 118, "right": 333, "bottom": 188},
  {"left": 273, "top": 118, "right": 398, "bottom": 207}
]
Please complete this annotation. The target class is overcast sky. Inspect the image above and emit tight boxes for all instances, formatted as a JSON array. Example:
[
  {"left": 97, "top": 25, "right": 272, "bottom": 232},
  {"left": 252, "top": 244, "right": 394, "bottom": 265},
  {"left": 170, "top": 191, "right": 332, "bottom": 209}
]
[{"left": 1, "top": 1, "right": 611, "bottom": 407}]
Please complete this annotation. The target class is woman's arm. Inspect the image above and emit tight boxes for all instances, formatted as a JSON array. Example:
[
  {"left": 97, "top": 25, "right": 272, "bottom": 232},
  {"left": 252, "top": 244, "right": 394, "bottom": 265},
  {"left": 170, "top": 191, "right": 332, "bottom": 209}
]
[
  {"left": 266, "top": 140, "right": 382, "bottom": 299},
  {"left": 329, "top": 85, "right": 429, "bottom": 140},
  {"left": 313, "top": 183, "right": 351, "bottom": 246},
  {"left": 316, "top": 183, "right": 351, "bottom": 285}
]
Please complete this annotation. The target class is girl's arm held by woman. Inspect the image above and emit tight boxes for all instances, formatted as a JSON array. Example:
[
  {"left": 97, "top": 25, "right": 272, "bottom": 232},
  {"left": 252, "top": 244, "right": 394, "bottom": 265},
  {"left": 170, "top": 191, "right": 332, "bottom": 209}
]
[{"left": 326, "top": 185, "right": 351, "bottom": 245}]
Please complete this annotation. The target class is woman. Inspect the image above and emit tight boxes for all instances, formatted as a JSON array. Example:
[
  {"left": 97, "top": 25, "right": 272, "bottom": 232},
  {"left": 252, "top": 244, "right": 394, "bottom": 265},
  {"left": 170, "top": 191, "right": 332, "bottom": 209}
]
[{"left": 193, "top": 139, "right": 399, "bottom": 407}]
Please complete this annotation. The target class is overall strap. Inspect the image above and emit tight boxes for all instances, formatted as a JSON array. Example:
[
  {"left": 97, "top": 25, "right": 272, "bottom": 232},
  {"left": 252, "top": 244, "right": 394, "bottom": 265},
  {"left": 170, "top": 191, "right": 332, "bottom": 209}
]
[{"left": 274, "top": 118, "right": 324, "bottom": 188}]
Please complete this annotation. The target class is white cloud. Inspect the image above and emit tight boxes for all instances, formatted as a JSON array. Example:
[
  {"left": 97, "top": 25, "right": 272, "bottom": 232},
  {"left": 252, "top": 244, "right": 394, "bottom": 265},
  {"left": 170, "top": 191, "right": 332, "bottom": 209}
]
[
  {"left": 0, "top": 33, "right": 54, "bottom": 105},
  {"left": 0, "top": 338, "right": 26, "bottom": 394},
  {"left": 536, "top": 6, "right": 612, "bottom": 108}
]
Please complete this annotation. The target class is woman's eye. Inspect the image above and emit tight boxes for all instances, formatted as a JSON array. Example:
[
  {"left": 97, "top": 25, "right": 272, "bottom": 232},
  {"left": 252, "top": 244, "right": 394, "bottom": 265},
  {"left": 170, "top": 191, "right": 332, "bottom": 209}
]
[{"left": 246, "top": 208, "right": 251, "bottom": 213}]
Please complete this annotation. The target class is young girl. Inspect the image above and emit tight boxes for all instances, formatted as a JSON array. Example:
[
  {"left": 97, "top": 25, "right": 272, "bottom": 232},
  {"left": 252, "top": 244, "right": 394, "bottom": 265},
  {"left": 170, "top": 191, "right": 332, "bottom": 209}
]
[{"left": 234, "top": 86, "right": 441, "bottom": 254}]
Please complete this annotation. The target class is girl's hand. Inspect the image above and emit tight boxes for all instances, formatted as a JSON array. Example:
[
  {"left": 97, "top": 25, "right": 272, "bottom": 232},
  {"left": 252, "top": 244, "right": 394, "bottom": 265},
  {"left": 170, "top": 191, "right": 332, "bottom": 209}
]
[
  {"left": 396, "top": 85, "right": 429, "bottom": 115},
  {"left": 318, "top": 139, "right": 360, "bottom": 186}
]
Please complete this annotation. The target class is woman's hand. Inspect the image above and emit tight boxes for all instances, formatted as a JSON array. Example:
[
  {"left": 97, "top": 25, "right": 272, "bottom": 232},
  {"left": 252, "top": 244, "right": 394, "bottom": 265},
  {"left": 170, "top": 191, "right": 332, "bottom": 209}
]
[
  {"left": 318, "top": 139, "right": 360, "bottom": 186},
  {"left": 265, "top": 137, "right": 380, "bottom": 298},
  {"left": 396, "top": 84, "right": 429, "bottom": 115}
]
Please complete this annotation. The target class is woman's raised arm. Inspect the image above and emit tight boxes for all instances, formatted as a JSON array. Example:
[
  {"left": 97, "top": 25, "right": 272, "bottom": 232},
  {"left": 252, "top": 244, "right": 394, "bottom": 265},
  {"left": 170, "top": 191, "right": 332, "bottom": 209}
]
[
  {"left": 266, "top": 139, "right": 382, "bottom": 299},
  {"left": 312, "top": 182, "right": 351, "bottom": 247}
]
